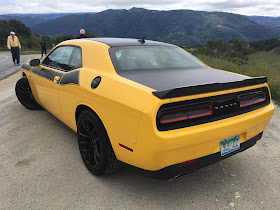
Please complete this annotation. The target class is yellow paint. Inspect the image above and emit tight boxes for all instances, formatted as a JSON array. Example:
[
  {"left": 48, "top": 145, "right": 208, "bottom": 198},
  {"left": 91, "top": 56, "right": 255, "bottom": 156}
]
[{"left": 20, "top": 39, "right": 275, "bottom": 171}]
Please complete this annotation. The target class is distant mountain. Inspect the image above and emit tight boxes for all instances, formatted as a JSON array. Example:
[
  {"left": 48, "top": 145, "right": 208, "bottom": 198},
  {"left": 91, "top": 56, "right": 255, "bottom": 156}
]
[
  {"left": 0, "top": 15, "right": 48, "bottom": 27},
  {"left": 249, "top": 16, "right": 280, "bottom": 31},
  {"left": 0, "top": 13, "right": 94, "bottom": 27},
  {"left": 30, "top": 8, "right": 280, "bottom": 46},
  {"left": 4, "top": 13, "right": 92, "bottom": 20}
]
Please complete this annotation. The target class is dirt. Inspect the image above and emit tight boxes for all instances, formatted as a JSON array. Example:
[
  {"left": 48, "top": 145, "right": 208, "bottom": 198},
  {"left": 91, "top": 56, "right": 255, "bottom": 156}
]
[{"left": 0, "top": 72, "right": 279, "bottom": 209}]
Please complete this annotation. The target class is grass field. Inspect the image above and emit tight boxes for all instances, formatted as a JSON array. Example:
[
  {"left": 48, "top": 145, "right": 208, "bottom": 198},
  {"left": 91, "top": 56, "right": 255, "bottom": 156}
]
[{"left": 195, "top": 52, "right": 280, "bottom": 104}]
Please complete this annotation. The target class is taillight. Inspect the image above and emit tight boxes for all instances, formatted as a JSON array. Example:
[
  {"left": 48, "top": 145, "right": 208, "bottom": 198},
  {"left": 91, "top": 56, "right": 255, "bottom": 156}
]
[
  {"left": 159, "top": 103, "right": 213, "bottom": 124},
  {"left": 239, "top": 92, "right": 266, "bottom": 108}
]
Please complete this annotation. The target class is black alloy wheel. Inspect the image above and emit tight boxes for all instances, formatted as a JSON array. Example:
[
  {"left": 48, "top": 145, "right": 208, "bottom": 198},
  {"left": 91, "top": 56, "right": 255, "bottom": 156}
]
[
  {"left": 78, "top": 116, "right": 101, "bottom": 169},
  {"left": 15, "top": 77, "right": 43, "bottom": 110},
  {"left": 77, "top": 110, "right": 120, "bottom": 176}
]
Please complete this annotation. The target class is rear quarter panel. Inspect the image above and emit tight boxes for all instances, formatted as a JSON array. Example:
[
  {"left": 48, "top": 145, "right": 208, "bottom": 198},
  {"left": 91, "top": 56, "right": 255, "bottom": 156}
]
[{"left": 58, "top": 40, "right": 158, "bottom": 147}]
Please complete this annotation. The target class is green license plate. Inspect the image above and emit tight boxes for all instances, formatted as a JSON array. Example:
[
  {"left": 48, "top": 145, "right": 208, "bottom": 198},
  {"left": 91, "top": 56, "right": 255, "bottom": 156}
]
[{"left": 220, "top": 135, "right": 240, "bottom": 156}]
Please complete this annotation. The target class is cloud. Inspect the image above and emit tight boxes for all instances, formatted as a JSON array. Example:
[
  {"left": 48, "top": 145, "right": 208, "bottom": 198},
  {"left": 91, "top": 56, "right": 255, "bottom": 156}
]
[{"left": 0, "top": 0, "right": 279, "bottom": 16}]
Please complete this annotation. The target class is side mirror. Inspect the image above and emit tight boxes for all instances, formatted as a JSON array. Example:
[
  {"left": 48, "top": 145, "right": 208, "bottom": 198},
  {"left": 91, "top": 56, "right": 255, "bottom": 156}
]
[{"left": 29, "top": 59, "right": 41, "bottom": 67}]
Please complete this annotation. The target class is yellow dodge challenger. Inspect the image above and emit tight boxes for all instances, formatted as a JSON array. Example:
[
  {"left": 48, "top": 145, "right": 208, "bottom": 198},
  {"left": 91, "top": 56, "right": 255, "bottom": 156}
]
[{"left": 15, "top": 38, "right": 274, "bottom": 179}]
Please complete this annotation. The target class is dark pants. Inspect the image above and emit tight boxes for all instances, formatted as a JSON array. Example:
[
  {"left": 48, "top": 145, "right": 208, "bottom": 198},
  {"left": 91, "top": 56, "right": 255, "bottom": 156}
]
[
  {"left": 41, "top": 47, "right": 46, "bottom": 57},
  {"left": 11, "top": 47, "right": 20, "bottom": 64}
]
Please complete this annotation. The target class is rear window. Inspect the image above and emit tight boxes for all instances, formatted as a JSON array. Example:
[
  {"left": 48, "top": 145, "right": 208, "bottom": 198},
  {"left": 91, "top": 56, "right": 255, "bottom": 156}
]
[{"left": 109, "top": 46, "right": 205, "bottom": 71}]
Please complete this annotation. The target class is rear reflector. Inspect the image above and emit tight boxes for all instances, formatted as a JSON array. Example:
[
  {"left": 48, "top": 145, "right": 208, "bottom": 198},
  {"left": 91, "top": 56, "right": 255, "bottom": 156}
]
[
  {"left": 239, "top": 92, "right": 266, "bottom": 108},
  {"left": 159, "top": 104, "right": 213, "bottom": 124},
  {"left": 177, "top": 159, "right": 198, "bottom": 166},
  {"left": 119, "top": 143, "right": 133, "bottom": 152}
]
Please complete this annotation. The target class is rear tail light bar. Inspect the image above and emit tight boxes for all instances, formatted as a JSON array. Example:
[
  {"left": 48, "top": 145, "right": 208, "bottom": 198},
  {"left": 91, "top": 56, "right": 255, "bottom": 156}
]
[
  {"left": 157, "top": 87, "right": 270, "bottom": 131},
  {"left": 239, "top": 91, "right": 266, "bottom": 108},
  {"left": 159, "top": 103, "right": 213, "bottom": 124}
]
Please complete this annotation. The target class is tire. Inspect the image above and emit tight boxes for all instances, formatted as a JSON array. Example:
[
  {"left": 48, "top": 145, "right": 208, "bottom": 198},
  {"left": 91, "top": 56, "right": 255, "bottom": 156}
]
[
  {"left": 77, "top": 110, "right": 121, "bottom": 176},
  {"left": 15, "top": 77, "right": 43, "bottom": 110}
]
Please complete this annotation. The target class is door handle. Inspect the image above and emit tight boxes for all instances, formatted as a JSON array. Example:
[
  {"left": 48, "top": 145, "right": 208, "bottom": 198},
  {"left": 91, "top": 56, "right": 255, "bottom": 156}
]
[{"left": 54, "top": 76, "right": 60, "bottom": 83}]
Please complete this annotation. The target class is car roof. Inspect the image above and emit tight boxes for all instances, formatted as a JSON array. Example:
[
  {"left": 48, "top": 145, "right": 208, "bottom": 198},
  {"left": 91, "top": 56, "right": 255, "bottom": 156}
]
[{"left": 87, "top": 38, "right": 175, "bottom": 47}]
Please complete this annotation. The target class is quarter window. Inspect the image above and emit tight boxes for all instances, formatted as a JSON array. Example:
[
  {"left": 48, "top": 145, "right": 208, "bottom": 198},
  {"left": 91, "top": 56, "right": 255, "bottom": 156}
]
[{"left": 69, "top": 47, "right": 82, "bottom": 69}]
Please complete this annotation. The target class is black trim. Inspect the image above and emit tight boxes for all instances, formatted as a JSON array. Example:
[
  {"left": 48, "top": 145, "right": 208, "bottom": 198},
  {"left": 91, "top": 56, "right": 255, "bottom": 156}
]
[
  {"left": 22, "top": 64, "right": 31, "bottom": 71},
  {"left": 127, "top": 133, "right": 263, "bottom": 180},
  {"left": 32, "top": 67, "right": 63, "bottom": 82},
  {"left": 90, "top": 38, "right": 174, "bottom": 47},
  {"left": 153, "top": 76, "right": 267, "bottom": 99},
  {"left": 156, "top": 87, "right": 270, "bottom": 131},
  {"left": 60, "top": 70, "right": 80, "bottom": 85}
]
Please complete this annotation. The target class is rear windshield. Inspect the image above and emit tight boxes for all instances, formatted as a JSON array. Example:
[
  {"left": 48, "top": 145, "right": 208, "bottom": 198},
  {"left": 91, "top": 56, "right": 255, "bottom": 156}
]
[{"left": 109, "top": 46, "right": 205, "bottom": 71}]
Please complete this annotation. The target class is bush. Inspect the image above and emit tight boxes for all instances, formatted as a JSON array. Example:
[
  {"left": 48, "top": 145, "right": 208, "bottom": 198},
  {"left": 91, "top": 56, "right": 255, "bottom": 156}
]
[
  {"left": 227, "top": 57, "right": 248, "bottom": 65},
  {"left": 191, "top": 38, "right": 252, "bottom": 62}
]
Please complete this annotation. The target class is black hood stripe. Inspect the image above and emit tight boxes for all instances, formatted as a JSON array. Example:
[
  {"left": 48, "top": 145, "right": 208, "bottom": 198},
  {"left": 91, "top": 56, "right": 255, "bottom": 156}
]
[
  {"left": 22, "top": 64, "right": 31, "bottom": 71},
  {"left": 31, "top": 67, "right": 79, "bottom": 85},
  {"left": 32, "top": 67, "right": 63, "bottom": 82},
  {"left": 60, "top": 71, "right": 79, "bottom": 85}
]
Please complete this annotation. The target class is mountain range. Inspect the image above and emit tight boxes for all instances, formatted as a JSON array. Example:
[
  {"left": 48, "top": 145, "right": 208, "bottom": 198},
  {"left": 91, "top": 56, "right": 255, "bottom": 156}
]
[
  {"left": 0, "top": 13, "right": 94, "bottom": 27},
  {"left": 0, "top": 15, "right": 47, "bottom": 27},
  {"left": 249, "top": 16, "right": 280, "bottom": 31},
  {"left": 2, "top": 8, "right": 280, "bottom": 46},
  {"left": 29, "top": 8, "right": 280, "bottom": 45}
]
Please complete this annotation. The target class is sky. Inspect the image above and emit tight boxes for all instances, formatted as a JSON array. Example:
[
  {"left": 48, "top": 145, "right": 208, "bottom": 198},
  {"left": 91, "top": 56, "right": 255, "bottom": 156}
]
[{"left": 0, "top": 0, "right": 280, "bottom": 17}]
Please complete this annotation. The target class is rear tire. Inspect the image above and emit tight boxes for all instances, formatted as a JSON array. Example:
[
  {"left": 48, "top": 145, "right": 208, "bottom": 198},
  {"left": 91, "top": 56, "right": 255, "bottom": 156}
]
[
  {"left": 77, "top": 110, "right": 120, "bottom": 176},
  {"left": 15, "top": 77, "right": 43, "bottom": 110}
]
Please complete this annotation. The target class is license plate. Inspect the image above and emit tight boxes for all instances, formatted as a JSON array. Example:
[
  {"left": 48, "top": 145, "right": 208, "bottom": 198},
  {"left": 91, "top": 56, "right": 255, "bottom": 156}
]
[{"left": 220, "top": 135, "right": 240, "bottom": 156}]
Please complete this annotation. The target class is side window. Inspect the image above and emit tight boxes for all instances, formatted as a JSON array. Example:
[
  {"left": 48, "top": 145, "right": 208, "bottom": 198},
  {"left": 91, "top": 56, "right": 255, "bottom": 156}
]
[
  {"left": 42, "top": 46, "right": 74, "bottom": 71},
  {"left": 69, "top": 47, "right": 82, "bottom": 69}
]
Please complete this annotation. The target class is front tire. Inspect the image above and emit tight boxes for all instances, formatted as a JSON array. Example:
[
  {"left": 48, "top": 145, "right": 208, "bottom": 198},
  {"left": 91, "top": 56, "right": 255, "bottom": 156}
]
[
  {"left": 77, "top": 110, "right": 120, "bottom": 176},
  {"left": 15, "top": 77, "right": 43, "bottom": 110}
]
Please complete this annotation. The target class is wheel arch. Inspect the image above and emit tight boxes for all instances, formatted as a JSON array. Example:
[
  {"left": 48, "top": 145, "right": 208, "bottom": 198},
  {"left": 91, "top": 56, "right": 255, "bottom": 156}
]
[
  {"left": 75, "top": 104, "right": 117, "bottom": 153},
  {"left": 75, "top": 104, "right": 106, "bottom": 132},
  {"left": 75, "top": 104, "right": 97, "bottom": 125}
]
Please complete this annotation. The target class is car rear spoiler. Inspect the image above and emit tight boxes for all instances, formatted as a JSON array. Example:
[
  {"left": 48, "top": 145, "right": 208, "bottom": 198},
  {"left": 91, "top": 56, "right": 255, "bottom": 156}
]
[{"left": 152, "top": 76, "right": 267, "bottom": 99}]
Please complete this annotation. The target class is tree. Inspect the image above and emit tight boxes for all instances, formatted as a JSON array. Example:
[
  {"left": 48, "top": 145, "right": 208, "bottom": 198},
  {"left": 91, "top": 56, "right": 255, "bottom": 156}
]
[
  {"left": 226, "top": 38, "right": 251, "bottom": 60},
  {"left": 206, "top": 39, "right": 225, "bottom": 58}
]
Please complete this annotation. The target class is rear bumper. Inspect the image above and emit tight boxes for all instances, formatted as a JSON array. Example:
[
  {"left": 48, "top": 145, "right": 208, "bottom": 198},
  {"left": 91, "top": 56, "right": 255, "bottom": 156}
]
[
  {"left": 126, "top": 102, "right": 274, "bottom": 170},
  {"left": 131, "top": 132, "right": 263, "bottom": 180}
]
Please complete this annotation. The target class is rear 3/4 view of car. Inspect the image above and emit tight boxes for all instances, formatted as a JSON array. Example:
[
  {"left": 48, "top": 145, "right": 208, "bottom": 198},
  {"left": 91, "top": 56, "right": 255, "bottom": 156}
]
[{"left": 15, "top": 38, "right": 274, "bottom": 180}]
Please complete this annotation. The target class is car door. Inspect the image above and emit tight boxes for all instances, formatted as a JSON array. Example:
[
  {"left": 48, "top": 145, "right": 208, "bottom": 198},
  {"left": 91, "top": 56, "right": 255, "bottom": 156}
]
[
  {"left": 58, "top": 47, "right": 83, "bottom": 129},
  {"left": 31, "top": 46, "right": 75, "bottom": 121}
]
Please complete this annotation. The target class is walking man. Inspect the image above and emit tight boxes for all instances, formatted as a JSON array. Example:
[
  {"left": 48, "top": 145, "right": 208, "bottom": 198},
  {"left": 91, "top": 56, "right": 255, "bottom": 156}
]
[
  {"left": 41, "top": 40, "right": 47, "bottom": 58},
  {"left": 7, "top": 31, "right": 21, "bottom": 65}
]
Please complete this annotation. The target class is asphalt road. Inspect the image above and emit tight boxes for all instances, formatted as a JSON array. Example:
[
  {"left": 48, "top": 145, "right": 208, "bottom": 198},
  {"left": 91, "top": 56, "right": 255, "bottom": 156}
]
[
  {"left": 0, "top": 72, "right": 279, "bottom": 209},
  {"left": 0, "top": 51, "right": 31, "bottom": 80}
]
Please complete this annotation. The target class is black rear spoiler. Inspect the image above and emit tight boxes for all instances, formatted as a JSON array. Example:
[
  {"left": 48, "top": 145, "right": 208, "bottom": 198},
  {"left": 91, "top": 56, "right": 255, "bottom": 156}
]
[{"left": 152, "top": 76, "right": 267, "bottom": 99}]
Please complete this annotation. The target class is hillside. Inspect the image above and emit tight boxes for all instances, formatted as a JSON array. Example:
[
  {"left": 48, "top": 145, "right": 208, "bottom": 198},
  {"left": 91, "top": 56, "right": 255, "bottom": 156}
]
[
  {"left": 249, "top": 16, "right": 280, "bottom": 31},
  {"left": 0, "top": 19, "right": 41, "bottom": 50},
  {"left": 0, "top": 15, "right": 48, "bottom": 27},
  {"left": 30, "top": 8, "right": 280, "bottom": 46}
]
